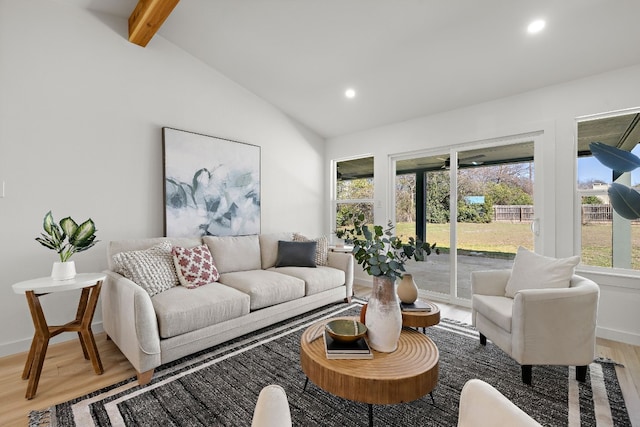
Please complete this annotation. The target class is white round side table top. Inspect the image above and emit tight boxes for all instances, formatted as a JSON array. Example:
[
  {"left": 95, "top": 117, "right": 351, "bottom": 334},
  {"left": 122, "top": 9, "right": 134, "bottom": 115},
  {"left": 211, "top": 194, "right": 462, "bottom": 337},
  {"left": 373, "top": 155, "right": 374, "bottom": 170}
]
[{"left": 12, "top": 273, "right": 106, "bottom": 294}]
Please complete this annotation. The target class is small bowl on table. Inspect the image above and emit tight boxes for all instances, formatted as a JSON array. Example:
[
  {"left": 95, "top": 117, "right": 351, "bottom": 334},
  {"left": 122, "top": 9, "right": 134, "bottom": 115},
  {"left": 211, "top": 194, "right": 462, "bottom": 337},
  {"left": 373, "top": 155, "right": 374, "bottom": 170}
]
[{"left": 325, "top": 319, "right": 367, "bottom": 343}]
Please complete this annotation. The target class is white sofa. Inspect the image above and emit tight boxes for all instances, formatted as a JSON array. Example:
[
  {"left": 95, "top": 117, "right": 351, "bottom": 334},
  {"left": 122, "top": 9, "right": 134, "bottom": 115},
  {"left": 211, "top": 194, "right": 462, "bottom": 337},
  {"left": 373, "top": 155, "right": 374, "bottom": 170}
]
[{"left": 101, "top": 233, "right": 354, "bottom": 385}]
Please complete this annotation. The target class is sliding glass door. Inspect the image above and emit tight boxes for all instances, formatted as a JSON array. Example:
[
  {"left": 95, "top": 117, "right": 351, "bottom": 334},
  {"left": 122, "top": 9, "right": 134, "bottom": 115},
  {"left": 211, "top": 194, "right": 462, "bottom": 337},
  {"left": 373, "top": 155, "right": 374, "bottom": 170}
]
[{"left": 394, "top": 139, "right": 537, "bottom": 303}]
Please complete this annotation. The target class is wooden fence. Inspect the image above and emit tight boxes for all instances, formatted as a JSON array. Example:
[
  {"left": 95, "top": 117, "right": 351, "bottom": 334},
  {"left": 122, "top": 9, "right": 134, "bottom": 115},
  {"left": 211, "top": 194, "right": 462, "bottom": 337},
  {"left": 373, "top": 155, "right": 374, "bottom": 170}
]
[
  {"left": 494, "top": 204, "right": 635, "bottom": 224},
  {"left": 581, "top": 204, "right": 612, "bottom": 224},
  {"left": 493, "top": 205, "right": 534, "bottom": 222}
]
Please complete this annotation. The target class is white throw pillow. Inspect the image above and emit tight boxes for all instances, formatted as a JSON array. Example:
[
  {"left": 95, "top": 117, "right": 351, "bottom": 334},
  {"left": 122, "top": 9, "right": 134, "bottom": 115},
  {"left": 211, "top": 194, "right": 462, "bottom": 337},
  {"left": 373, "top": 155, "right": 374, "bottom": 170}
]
[
  {"left": 112, "top": 241, "right": 179, "bottom": 297},
  {"left": 504, "top": 246, "right": 580, "bottom": 298}
]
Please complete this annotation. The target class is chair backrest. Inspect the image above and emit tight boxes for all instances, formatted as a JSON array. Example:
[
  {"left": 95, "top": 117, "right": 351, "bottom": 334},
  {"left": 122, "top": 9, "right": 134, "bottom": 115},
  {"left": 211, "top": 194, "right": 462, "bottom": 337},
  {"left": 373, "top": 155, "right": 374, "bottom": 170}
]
[{"left": 457, "top": 379, "right": 542, "bottom": 427}]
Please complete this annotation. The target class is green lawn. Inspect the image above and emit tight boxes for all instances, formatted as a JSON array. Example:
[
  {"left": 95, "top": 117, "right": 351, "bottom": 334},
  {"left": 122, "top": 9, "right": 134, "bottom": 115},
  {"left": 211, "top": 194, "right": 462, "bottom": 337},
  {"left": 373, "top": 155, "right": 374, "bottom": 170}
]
[{"left": 396, "top": 221, "right": 640, "bottom": 269}]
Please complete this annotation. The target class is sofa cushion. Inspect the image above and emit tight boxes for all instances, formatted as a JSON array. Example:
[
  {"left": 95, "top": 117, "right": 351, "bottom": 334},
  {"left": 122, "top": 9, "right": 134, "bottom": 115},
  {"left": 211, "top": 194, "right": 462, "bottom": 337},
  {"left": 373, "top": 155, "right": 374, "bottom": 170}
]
[
  {"left": 269, "top": 266, "right": 345, "bottom": 296},
  {"left": 151, "top": 283, "right": 250, "bottom": 338},
  {"left": 259, "top": 232, "right": 293, "bottom": 269},
  {"left": 172, "top": 244, "right": 220, "bottom": 288},
  {"left": 108, "top": 237, "right": 201, "bottom": 271},
  {"left": 293, "top": 233, "right": 329, "bottom": 266},
  {"left": 505, "top": 246, "right": 580, "bottom": 298},
  {"left": 472, "top": 294, "right": 513, "bottom": 333},
  {"left": 203, "top": 235, "right": 261, "bottom": 274},
  {"left": 112, "top": 241, "right": 179, "bottom": 297},
  {"left": 275, "top": 241, "right": 317, "bottom": 268},
  {"left": 218, "top": 270, "right": 305, "bottom": 310}
]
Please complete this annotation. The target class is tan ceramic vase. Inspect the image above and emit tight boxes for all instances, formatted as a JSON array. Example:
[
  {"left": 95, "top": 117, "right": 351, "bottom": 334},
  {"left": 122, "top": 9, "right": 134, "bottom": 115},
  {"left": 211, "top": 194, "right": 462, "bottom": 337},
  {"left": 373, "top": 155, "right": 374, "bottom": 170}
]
[{"left": 397, "top": 274, "right": 418, "bottom": 304}]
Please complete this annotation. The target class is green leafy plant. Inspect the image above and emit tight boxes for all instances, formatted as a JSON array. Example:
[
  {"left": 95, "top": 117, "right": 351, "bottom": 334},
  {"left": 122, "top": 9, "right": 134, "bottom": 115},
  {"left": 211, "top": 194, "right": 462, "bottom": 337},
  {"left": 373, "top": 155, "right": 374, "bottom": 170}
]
[
  {"left": 589, "top": 142, "right": 640, "bottom": 219},
  {"left": 336, "top": 213, "right": 439, "bottom": 279},
  {"left": 35, "top": 211, "right": 98, "bottom": 262}
]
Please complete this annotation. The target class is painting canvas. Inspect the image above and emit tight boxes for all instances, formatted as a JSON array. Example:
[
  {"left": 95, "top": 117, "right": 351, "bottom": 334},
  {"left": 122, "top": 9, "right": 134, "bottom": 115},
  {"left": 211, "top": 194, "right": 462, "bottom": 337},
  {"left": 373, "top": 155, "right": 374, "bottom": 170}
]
[{"left": 163, "top": 127, "right": 261, "bottom": 237}]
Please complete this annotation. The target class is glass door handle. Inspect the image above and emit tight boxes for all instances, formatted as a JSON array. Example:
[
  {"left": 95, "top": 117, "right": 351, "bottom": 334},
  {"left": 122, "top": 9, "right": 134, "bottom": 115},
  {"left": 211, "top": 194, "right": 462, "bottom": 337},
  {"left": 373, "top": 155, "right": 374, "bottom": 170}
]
[{"left": 530, "top": 218, "right": 540, "bottom": 236}]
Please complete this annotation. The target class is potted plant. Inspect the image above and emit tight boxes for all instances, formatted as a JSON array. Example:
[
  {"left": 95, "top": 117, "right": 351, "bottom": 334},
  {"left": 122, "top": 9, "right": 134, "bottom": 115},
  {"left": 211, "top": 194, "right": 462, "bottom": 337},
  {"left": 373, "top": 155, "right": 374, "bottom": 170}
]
[
  {"left": 336, "top": 213, "right": 438, "bottom": 352},
  {"left": 35, "top": 211, "right": 98, "bottom": 280}
]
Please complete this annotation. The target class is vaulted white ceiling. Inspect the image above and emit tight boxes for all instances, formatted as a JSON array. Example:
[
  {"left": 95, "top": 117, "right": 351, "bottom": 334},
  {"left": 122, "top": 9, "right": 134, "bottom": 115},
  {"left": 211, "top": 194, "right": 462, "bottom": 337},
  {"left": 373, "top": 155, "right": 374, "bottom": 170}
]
[{"left": 64, "top": 0, "right": 640, "bottom": 138}]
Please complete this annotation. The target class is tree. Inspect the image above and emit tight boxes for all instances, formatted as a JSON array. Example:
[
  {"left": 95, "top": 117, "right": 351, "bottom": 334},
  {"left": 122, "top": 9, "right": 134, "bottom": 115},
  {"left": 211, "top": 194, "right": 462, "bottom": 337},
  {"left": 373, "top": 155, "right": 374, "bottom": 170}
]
[
  {"left": 425, "top": 171, "right": 450, "bottom": 223},
  {"left": 396, "top": 174, "right": 416, "bottom": 222}
]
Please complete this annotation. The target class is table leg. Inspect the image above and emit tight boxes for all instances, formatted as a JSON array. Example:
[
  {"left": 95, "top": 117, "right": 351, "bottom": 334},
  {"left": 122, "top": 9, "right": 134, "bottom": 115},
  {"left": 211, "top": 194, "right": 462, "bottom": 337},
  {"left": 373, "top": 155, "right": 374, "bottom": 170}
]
[
  {"left": 78, "top": 282, "right": 103, "bottom": 374},
  {"left": 303, "top": 377, "right": 309, "bottom": 392},
  {"left": 76, "top": 288, "right": 91, "bottom": 360},
  {"left": 23, "top": 291, "right": 51, "bottom": 400},
  {"left": 368, "top": 404, "right": 373, "bottom": 427}
]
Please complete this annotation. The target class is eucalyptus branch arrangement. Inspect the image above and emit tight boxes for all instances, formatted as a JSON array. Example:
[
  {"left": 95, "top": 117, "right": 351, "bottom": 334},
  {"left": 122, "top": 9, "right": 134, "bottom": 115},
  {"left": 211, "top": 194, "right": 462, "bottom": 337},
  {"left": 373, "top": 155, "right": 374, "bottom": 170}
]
[
  {"left": 590, "top": 142, "right": 640, "bottom": 219},
  {"left": 35, "top": 211, "right": 98, "bottom": 262},
  {"left": 336, "top": 213, "right": 439, "bottom": 279}
]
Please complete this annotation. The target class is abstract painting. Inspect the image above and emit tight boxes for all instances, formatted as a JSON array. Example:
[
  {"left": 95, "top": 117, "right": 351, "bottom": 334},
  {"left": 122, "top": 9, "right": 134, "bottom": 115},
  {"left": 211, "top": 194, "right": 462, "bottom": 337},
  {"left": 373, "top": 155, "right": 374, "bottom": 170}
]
[{"left": 163, "top": 127, "right": 260, "bottom": 237}]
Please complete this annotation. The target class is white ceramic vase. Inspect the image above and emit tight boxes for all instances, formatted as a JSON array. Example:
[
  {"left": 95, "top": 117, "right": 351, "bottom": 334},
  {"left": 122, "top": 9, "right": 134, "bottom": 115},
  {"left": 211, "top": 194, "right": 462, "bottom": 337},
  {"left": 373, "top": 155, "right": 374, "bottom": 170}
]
[
  {"left": 51, "top": 260, "right": 76, "bottom": 281},
  {"left": 365, "top": 276, "right": 402, "bottom": 352},
  {"left": 397, "top": 274, "right": 418, "bottom": 304}
]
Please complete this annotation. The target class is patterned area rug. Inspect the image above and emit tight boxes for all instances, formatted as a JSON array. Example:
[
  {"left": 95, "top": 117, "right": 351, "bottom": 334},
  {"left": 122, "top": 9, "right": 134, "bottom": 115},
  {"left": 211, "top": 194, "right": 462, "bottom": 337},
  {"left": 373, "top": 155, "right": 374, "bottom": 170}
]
[{"left": 30, "top": 300, "right": 631, "bottom": 426}]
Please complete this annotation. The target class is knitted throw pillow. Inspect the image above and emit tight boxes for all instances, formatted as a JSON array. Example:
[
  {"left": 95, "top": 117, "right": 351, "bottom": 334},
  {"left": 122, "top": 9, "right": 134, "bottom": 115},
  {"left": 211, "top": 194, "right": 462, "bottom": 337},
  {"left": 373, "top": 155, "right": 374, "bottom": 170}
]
[
  {"left": 171, "top": 244, "right": 220, "bottom": 288},
  {"left": 293, "top": 233, "right": 329, "bottom": 266},
  {"left": 112, "top": 241, "right": 178, "bottom": 297}
]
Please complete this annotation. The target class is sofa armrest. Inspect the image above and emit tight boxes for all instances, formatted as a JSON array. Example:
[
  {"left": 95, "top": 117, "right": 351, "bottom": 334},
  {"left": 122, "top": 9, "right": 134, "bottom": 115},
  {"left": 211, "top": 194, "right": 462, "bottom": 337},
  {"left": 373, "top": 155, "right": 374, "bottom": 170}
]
[
  {"left": 471, "top": 269, "right": 511, "bottom": 296},
  {"left": 251, "top": 385, "right": 292, "bottom": 427},
  {"left": 102, "top": 270, "right": 161, "bottom": 373},
  {"left": 458, "top": 379, "right": 542, "bottom": 427},
  {"left": 327, "top": 251, "right": 354, "bottom": 298},
  {"left": 511, "top": 275, "right": 599, "bottom": 365}
]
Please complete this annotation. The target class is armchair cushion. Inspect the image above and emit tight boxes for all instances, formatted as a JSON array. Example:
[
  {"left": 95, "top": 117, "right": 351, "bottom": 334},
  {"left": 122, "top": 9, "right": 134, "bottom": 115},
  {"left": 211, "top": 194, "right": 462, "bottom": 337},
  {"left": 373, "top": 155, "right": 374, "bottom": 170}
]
[
  {"left": 472, "top": 295, "right": 513, "bottom": 332},
  {"left": 505, "top": 246, "right": 580, "bottom": 298}
]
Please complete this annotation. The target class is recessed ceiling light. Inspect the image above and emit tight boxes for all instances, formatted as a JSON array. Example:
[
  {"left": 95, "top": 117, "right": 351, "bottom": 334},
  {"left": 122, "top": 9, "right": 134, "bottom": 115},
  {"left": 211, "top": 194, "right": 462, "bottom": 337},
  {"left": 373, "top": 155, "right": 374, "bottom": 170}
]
[
  {"left": 345, "top": 88, "right": 356, "bottom": 99},
  {"left": 527, "top": 19, "right": 546, "bottom": 34}
]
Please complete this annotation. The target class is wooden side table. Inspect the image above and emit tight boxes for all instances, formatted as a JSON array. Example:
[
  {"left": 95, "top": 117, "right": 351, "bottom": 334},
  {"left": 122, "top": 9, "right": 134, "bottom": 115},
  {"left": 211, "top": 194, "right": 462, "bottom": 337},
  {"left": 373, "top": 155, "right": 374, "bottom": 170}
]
[
  {"left": 12, "top": 273, "right": 106, "bottom": 399},
  {"left": 401, "top": 300, "right": 441, "bottom": 332}
]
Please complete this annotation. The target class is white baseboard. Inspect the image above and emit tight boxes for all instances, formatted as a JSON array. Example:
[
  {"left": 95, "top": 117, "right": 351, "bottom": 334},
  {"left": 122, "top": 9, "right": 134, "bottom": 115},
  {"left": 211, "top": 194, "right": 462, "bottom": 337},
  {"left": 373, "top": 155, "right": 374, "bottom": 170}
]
[
  {"left": 0, "top": 321, "right": 104, "bottom": 358},
  {"left": 597, "top": 325, "right": 640, "bottom": 346}
]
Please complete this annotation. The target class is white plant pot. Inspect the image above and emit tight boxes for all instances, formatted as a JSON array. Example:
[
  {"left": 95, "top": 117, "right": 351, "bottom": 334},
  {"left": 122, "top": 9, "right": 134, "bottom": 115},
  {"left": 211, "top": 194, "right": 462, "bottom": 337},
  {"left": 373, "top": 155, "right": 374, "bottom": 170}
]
[
  {"left": 365, "top": 276, "right": 402, "bottom": 353},
  {"left": 51, "top": 261, "right": 76, "bottom": 281}
]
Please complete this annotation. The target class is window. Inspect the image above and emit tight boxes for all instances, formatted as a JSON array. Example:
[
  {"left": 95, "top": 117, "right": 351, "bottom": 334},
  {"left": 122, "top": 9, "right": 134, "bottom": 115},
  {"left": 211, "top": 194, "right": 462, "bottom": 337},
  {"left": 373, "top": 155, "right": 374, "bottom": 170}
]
[
  {"left": 577, "top": 111, "right": 640, "bottom": 271},
  {"left": 334, "top": 156, "right": 374, "bottom": 237}
]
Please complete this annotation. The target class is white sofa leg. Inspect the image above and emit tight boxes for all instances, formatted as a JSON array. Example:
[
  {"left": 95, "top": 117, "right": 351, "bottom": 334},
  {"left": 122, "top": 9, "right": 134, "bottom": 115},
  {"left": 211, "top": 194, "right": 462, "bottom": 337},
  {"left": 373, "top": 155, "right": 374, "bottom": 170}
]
[{"left": 137, "top": 369, "right": 154, "bottom": 386}]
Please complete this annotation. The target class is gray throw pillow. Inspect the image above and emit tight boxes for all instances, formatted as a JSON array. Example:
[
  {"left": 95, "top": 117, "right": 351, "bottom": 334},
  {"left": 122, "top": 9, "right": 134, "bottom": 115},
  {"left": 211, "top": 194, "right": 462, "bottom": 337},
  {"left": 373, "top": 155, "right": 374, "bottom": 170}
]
[{"left": 275, "top": 241, "right": 317, "bottom": 268}]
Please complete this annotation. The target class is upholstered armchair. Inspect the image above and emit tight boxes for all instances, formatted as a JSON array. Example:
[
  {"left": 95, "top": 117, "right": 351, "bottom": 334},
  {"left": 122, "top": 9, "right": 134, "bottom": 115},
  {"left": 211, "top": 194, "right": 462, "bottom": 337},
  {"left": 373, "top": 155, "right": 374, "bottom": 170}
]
[
  {"left": 471, "top": 247, "right": 599, "bottom": 385},
  {"left": 251, "top": 384, "right": 292, "bottom": 427},
  {"left": 457, "top": 379, "right": 542, "bottom": 427}
]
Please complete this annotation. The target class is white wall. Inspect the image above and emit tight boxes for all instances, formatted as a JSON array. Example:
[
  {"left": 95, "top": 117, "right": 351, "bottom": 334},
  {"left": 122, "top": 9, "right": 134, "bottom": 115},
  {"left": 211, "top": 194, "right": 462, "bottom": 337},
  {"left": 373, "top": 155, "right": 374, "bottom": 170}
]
[
  {"left": 326, "top": 64, "right": 640, "bottom": 345},
  {"left": 0, "top": 0, "right": 326, "bottom": 356}
]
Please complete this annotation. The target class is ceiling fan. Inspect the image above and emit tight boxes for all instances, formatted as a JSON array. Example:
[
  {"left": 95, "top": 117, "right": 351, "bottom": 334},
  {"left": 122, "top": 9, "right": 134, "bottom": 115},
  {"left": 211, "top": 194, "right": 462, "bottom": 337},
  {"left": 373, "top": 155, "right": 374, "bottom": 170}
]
[{"left": 439, "top": 154, "right": 485, "bottom": 169}]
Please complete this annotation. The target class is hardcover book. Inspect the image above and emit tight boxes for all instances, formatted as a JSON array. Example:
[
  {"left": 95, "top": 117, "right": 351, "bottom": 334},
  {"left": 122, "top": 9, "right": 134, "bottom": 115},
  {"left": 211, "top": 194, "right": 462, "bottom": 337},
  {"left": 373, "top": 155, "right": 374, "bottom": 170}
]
[
  {"left": 324, "top": 331, "right": 373, "bottom": 359},
  {"left": 400, "top": 300, "right": 432, "bottom": 312}
]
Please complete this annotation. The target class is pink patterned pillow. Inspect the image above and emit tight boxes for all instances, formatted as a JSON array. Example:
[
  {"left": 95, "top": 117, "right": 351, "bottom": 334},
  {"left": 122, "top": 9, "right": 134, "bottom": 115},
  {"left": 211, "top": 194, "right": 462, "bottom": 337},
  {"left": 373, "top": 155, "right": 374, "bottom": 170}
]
[{"left": 171, "top": 245, "right": 220, "bottom": 288}]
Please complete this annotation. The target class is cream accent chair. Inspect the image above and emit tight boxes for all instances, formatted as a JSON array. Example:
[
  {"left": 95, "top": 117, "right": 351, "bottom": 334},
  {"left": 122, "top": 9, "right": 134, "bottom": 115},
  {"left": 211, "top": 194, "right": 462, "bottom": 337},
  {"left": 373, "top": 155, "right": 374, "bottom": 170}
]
[
  {"left": 471, "top": 269, "right": 599, "bottom": 385},
  {"left": 458, "top": 379, "right": 542, "bottom": 427},
  {"left": 251, "top": 385, "right": 292, "bottom": 427}
]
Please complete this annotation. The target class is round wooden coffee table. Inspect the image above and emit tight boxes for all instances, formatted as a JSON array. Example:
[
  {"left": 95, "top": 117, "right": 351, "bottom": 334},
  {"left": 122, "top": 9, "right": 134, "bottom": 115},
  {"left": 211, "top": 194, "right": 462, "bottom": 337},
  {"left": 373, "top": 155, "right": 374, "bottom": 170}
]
[
  {"left": 300, "top": 317, "right": 439, "bottom": 426},
  {"left": 401, "top": 300, "right": 440, "bottom": 331}
]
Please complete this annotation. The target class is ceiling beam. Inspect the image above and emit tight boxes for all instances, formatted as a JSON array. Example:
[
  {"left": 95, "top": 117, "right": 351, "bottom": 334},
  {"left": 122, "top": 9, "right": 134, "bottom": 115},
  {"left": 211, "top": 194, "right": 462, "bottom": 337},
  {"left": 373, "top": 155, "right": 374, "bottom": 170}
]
[{"left": 128, "top": 0, "right": 180, "bottom": 47}]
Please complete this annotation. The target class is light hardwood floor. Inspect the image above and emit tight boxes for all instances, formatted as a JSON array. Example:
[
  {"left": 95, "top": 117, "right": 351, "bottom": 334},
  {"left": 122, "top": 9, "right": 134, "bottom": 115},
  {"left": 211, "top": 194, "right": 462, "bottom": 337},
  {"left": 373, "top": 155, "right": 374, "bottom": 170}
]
[{"left": 0, "top": 286, "right": 638, "bottom": 427}]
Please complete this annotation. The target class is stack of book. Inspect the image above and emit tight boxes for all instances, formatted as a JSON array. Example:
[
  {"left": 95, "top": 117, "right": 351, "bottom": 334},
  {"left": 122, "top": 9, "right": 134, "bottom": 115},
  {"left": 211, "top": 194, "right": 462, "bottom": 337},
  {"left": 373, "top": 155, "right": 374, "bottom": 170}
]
[
  {"left": 324, "top": 331, "right": 373, "bottom": 359},
  {"left": 400, "top": 300, "right": 432, "bottom": 312}
]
